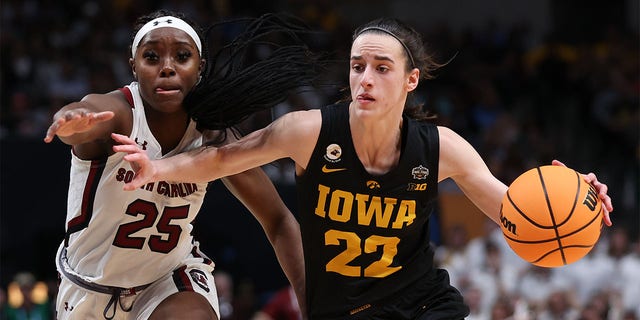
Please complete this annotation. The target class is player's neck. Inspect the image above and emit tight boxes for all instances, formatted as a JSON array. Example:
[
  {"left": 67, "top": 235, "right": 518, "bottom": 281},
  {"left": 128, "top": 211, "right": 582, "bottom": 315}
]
[{"left": 351, "top": 119, "right": 402, "bottom": 175}]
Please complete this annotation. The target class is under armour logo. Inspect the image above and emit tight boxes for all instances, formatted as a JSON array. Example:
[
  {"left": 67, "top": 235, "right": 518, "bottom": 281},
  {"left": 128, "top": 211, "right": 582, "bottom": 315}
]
[
  {"left": 135, "top": 138, "right": 148, "bottom": 150},
  {"left": 153, "top": 19, "right": 173, "bottom": 26}
]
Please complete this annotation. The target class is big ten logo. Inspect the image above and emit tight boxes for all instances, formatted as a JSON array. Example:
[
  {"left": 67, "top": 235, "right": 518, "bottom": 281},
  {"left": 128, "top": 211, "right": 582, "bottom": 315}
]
[
  {"left": 582, "top": 184, "right": 598, "bottom": 211},
  {"left": 407, "top": 183, "right": 427, "bottom": 191}
]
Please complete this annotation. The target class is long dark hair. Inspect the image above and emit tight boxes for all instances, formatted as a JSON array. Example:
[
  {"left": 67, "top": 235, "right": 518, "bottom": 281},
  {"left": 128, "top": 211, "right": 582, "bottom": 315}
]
[
  {"left": 184, "top": 13, "right": 327, "bottom": 139},
  {"left": 352, "top": 18, "right": 447, "bottom": 121}
]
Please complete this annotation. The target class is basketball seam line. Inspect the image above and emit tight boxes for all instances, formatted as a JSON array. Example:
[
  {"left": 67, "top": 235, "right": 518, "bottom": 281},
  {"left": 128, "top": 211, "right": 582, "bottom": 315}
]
[
  {"left": 502, "top": 208, "right": 602, "bottom": 244},
  {"left": 537, "top": 167, "right": 566, "bottom": 265}
]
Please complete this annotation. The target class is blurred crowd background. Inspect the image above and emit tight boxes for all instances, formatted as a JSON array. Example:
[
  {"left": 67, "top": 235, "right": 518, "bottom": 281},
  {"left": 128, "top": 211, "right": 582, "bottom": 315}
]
[{"left": 1, "top": 0, "right": 638, "bottom": 319}]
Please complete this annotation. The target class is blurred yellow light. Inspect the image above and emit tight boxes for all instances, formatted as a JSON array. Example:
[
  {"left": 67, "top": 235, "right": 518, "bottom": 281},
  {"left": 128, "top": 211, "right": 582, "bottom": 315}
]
[
  {"left": 31, "top": 281, "right": 49, "bottom": 304},
  {"left": 7, "top": 280, "right": 49, "bottom": 308},
  {"left": 7, "top": 282, "right": 24, "bottom": 308}
]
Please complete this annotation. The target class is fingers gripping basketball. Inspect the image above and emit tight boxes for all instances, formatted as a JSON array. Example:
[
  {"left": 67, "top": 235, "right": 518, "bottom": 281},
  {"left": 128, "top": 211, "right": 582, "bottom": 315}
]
[{"left": 500, "top": 165, "right": 603, "bottom": 267}]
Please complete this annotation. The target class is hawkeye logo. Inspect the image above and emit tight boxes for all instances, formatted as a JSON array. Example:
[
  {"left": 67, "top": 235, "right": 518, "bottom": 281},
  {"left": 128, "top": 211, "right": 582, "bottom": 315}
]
[
  {"left": 322, "top": 165, "right": 347, "bottom": 173},
  {"left": 366, "top": 180, "right": 381, "bottom": 190}
]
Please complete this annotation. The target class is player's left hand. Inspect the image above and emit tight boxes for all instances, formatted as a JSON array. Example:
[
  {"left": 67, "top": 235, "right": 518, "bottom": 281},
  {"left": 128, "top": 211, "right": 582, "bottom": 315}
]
[
  {"left": 112, "top": 133, "right": 158, "bottom": 191},
  {"left": 552, "top": 159, "right": 613, "bottom": 226},
  {"left": 44, "top": 109, "right": 114, "bottom": 143}
]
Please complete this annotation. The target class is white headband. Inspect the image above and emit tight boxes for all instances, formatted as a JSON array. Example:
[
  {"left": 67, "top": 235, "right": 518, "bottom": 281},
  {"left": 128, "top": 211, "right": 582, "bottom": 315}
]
[{"left": 131, "top": 16, "right": 202, "bottom": 57}]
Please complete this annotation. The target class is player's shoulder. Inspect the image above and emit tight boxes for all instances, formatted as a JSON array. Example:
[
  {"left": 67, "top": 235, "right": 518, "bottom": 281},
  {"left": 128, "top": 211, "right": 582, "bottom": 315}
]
[
  {"left": 283, "top": 108, "right": 321, "bottom": 119},
  {"left": 81, "top": 89, "right": 131, "bottom": 112},
  {"left": 276, "top": 108, "right": 321, "bottom": 130},
  {"left": 266, "top": 109, "right": 322, "bottom": 157},
  {"left": 436, "top": 125, "right": 463, "bottom": 144}
]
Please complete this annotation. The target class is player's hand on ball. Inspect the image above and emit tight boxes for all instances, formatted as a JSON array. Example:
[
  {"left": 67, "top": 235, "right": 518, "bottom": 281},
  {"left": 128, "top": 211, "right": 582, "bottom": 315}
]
[
  {"left": 552, "top": 159, "right": 613, "bottom": 226},
  {"left": 112, "top": 133, "right": 157, "bottom": 191}
]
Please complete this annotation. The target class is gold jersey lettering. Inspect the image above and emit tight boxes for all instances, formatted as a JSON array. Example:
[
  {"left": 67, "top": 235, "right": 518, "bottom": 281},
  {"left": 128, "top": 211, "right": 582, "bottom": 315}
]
[
  {"left": 328, "top": 190, "right": 354, "bottom": 222},
  {"left": 315, "top": 184, "right": 417, "bottom": 229},
  {"left": 391, "top": 201, "right": 416, "bottom": 228},
  {"left": 315, "top": 184, "right": 331, "bottom": 218},
  {"left": 356, "top": 194, "right": 396, "bottom": 228}
]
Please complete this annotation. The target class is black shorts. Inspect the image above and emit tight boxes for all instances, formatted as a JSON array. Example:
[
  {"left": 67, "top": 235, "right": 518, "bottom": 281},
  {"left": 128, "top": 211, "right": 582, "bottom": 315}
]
[{"left": 352, "top": 269, "right": 469, "bottom": 320}]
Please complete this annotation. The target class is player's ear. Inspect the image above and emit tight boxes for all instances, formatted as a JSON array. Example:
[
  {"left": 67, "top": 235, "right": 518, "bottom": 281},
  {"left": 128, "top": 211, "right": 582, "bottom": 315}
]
[
  {"left": 129, "top": 58, "right": 137, "bottom": 80},
  {"left": 406, "top": 68, "right": 419, "bottom": 92},
  {"left": 200, "top": 59, "right": 206, "bottom": 71}
]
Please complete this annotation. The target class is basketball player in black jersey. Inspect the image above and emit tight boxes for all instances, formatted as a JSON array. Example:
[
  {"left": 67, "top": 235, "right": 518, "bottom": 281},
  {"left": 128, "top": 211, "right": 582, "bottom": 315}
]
[{"left": 113, "top": 17, "right": 614, "bottom": 320}]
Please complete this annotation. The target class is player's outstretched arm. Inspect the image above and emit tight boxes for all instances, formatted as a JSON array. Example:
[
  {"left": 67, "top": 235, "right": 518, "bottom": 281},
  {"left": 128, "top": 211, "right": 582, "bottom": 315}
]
[
  {"left": 113, "top": 110, "right": 320, "bottom": 190},
  {"left": 44, "top": 92, "right": 125, "bottom": 145},
  {"left": 112, "top": 127, "right": 275, "bottom": 189},
  {"left": 44, "top": 107, "right": 114, "bottom": 143}
]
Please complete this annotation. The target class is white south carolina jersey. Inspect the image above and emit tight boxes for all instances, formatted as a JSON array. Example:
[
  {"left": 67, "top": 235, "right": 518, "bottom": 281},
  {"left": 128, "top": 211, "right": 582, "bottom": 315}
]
[{"left": 56, "top": 82, "right": 211, "bottom": 288}]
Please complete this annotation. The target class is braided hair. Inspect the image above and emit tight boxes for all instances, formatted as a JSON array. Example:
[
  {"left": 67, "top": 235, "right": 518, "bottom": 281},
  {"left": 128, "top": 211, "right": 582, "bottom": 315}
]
[{"left": 184, "top": 13, "right": 326, "bottom": 135}]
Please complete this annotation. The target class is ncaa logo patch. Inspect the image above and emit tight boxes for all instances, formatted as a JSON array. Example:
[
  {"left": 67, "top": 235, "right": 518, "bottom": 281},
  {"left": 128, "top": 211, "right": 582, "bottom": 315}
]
[
  {"left": 411, "top": 165, "right": 429, "bottom": 180},
  {"left": 189, "top": 269, "right": 210, "bottom": 292},
  {"left": 324, "top": 144, "right": 342, "bottom": 163}
]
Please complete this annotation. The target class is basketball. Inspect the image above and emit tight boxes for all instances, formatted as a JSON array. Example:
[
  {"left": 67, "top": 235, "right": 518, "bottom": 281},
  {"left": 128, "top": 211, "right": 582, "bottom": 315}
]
[{"left": 500, "top": 165, "right": 603, "bottom": 267}]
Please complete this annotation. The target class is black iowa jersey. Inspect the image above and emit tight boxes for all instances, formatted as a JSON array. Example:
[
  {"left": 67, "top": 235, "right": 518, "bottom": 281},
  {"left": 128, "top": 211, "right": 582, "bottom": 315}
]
[{"left": 296, "top": 103, "right": 468, "bottom": 319}]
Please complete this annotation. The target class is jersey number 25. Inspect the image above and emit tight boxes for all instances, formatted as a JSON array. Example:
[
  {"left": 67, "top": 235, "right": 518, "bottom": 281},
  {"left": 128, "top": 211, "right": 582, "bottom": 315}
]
[{"left": 112, "top": 199, "right": 189, "bottom": 253}]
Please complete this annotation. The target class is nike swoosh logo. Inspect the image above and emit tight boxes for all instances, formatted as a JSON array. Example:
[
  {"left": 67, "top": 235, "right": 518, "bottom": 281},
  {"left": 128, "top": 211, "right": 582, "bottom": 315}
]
[{"left": 322, "top": 165, "right": 347, "bottom": 173}]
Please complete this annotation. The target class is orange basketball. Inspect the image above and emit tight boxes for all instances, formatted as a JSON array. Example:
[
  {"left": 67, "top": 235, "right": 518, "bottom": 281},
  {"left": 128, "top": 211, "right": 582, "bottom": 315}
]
[{"left": 500, "top": 165, "right": 603, "bottom": 267}]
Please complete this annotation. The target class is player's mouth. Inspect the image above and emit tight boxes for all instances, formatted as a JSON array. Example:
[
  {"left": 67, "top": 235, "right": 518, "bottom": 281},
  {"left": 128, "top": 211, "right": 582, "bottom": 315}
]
[
  {"left": 356, "top": 93, "right": 375, "bottom": 102},
  {"left": 155, "top": 86, "right": 181, "bottom": 95}
]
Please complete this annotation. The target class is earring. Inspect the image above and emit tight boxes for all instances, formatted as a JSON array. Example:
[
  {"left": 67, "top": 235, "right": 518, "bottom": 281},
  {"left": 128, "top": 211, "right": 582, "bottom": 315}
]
[{"left": 195, "top": 75, "right": 202, "bottom": 86}]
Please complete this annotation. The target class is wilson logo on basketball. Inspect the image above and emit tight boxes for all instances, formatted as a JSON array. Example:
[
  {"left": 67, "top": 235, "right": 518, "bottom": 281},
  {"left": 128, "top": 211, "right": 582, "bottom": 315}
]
[
  {"left": 582, "top": 185, "right": 598, "bottom": 211},
  {"left": 500, "top": 213, "right": 517, "bottom": 235}
]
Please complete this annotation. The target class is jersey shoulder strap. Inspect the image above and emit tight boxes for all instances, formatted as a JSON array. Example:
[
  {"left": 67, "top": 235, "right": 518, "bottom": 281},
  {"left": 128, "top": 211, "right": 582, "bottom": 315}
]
[{"left": 117, "top": 87, "right": 134, "bottom": 108}]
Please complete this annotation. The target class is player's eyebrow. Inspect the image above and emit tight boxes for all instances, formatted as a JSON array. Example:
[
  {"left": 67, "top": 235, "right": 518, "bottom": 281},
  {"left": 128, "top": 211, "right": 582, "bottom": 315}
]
[{"left": 351, "top": 55, "right": 395, "bottom": 63}]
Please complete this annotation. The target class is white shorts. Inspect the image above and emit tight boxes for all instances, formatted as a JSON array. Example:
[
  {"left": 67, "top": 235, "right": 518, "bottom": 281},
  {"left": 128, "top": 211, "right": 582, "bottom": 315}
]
[{"left": 56, "top": 247, "right": 220, "bottom": 320}]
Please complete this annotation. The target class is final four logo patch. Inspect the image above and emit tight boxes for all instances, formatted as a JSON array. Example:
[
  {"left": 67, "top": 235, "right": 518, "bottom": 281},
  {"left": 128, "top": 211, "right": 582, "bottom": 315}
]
[{"left": 412, "top": 165, "right": 429, "bottom": 180}]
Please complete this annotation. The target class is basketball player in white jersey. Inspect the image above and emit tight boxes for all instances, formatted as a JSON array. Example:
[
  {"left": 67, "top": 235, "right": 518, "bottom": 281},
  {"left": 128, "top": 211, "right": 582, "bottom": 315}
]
[{"left": 44, "top": 9, "right": 318, "bottom": 320}]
